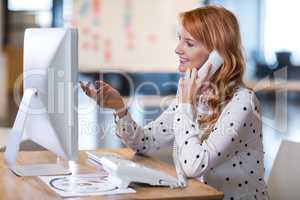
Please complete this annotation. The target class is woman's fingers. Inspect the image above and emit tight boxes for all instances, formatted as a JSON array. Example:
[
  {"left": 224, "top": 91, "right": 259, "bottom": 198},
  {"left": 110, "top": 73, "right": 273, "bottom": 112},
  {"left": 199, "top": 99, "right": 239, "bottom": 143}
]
[
  {"left": 95, "top": 80, "right": 106, "bottom": 88},
  {"left": 179, "top": 77, "right": 184, "bottom": 89},
  {"left": 95, "top": 80, "right": 110, "bottom": 98},
  {"left": 81, "top": 80, "right": 119, "bottom": 108},
  {"left": 191, "top": 68, "right": 197, "bottom": 81},
  {"left": 184, "top": 68, "right": 191, "bottom": 80},
  {"left": 80, "top": 81, "right": 87, "bottom": 91},
  {"left": 96, "top": 83, "right": 111, "bottom": 94},
  {"left": 86, "top": 86, "right": 97, "bottom": 99},
  {"left": 95, "top": 85, "right": 112, "bottom": 105},
  {"left": 196, "top": 64, "right": 212, "bottom": 84},
  {"left": 80, "top": 81, "right": 92, "bottom": 93},
  {"left": 80, "top": 81, "right": 96, "bottom": 98},
  {"left": 195, "top": 64, "right": 212, "bottom": 92},
  {"left": 177, "top": 77, "right": 184, "bottom": 99},
  {"left": 201, "top": 64, "right": 212, "bottom": 92},
  {"left": 96, "top": 80, "right": 113, "bottom": 93}
]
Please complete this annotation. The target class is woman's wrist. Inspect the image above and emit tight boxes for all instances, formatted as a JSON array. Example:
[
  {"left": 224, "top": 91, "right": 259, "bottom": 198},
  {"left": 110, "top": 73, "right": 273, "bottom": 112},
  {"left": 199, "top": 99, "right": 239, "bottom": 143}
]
[
  {"left": 115, "top": 107, "right": 128, "bottom": 118},
  {"left": 179, "top": 96, "right": 193, "bottom": 105},
  {"left": 114, "top": 99, "right": 128, "bottom": 118}
]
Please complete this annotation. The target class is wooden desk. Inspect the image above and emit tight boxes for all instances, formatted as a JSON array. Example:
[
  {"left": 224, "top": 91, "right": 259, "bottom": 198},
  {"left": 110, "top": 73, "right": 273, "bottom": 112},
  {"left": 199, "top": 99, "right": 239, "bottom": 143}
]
[{"left": 0, "top": 148, "right": 223, "bottom": 200}]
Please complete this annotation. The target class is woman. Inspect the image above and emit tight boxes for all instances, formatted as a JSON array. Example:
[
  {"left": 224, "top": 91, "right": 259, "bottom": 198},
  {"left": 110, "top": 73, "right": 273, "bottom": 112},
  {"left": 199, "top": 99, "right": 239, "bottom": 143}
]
[{"left": 81, "top": 6, "right": 268, "bottom": 200}]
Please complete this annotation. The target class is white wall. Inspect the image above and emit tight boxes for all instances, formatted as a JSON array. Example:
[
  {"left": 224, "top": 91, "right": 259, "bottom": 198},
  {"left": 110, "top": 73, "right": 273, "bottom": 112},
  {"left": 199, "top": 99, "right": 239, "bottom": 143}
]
[{"left": 70, "top": 0, "right": 202, "bottom": 72}]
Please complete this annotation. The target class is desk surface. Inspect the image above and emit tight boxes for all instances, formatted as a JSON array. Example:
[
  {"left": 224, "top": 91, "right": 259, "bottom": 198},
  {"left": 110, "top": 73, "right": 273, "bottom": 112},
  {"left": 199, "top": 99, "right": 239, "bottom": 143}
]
[{"left": 0, "top": 148, "right": 223, "bottom": 200}]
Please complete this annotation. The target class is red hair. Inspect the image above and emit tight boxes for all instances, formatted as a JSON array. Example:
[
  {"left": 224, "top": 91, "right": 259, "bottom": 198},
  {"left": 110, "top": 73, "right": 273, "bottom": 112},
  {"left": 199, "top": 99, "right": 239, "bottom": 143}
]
[{"left": 180, "top": 6, "right": 247, "bottom": 135}]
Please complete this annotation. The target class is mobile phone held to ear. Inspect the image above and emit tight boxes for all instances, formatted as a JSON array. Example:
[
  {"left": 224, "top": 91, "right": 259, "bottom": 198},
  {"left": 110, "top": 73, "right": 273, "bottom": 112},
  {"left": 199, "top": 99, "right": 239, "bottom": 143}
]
[{"left": 197, "top": 50, "right": 224, "bottom": 80}]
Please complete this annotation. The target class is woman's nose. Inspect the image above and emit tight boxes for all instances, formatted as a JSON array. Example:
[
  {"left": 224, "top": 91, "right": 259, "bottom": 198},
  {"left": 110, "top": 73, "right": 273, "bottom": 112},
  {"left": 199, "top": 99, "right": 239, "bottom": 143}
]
[{"left": 175, "top": 44, "right": 183, "bottom": 55}]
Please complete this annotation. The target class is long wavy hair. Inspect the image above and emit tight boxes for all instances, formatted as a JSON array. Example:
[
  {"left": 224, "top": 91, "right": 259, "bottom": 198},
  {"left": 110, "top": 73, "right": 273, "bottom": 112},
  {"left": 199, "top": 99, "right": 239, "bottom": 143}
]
[{"left": 180, "top": 6, "right": 246, "bottom": 136}]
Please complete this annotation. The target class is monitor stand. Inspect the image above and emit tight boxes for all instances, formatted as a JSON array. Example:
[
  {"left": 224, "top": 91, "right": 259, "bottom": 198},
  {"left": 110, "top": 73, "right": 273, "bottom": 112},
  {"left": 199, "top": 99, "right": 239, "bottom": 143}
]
[{"left": 4, "top": 88, "right": 71, "bottom": 176}]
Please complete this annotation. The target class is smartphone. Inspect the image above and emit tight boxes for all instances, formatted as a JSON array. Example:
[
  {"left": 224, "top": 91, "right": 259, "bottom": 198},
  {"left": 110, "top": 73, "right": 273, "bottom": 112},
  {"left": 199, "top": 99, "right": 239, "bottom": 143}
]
[{"left": 197, "top": 50, "right": 224, "bottom": 80}]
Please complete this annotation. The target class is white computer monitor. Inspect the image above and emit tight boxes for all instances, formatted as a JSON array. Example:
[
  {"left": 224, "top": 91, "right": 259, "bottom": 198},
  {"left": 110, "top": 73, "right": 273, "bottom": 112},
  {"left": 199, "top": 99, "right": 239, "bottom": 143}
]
[{"left": 4, "top": 28, "right": 78, "bottom": 176}]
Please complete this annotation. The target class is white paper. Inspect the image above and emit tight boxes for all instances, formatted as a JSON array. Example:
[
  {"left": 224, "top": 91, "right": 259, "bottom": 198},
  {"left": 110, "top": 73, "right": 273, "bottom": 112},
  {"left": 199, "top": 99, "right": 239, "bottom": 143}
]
[{"left": 39, "top": 173, "right": 136, "bottom": 197}]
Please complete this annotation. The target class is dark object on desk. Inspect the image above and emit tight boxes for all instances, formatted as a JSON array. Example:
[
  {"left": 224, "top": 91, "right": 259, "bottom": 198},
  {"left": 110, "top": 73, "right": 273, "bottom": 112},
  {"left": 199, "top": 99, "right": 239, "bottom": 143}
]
[
  {"left": 275, "top": 51, "right": 292, "bottom": 69},
  {"left": 255, "top": 51, "right": 300, "bottom": 101}
]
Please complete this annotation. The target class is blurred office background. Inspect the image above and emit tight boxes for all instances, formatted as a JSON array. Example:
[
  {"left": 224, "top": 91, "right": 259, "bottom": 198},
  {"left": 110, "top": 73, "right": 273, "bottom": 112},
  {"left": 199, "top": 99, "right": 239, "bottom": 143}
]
[{"left": 0, "top": 0, "right": 300, "bottom": 197}]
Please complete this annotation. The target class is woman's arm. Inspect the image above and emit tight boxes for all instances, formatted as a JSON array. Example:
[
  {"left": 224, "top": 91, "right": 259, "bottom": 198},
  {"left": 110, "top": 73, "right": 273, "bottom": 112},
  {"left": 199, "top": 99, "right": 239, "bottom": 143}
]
[
  {"left": 115, "top": 99, "right": 179, "bottom": 155},
  {"left": 80, "top": 80, "right": 179, "bottom": 155},
  {"left": 173, "top": 91, "right": 260, "bottom": 177}
]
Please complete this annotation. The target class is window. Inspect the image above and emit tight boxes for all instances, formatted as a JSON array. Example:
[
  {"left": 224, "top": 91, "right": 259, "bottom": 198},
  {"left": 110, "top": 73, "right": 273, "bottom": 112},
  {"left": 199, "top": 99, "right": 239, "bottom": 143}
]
[
  {"left": 7, "top": 0, "right": 53, "bottom": 27},
  {"left": 8, "top": 0, "right": 52, "bottom": 11},
  {"left": 264, "top": 0, "right": 300, "bottom": 64}
]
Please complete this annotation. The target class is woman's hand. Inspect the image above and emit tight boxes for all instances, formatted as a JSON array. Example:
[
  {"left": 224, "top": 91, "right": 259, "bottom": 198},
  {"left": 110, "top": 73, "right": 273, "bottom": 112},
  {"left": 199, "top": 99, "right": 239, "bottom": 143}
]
[
  {"left": 80, "top": 80, "right": 127, "bottom": 117},
  {"left": 177, "top": 64, "right": 212, "bottom": 105}
]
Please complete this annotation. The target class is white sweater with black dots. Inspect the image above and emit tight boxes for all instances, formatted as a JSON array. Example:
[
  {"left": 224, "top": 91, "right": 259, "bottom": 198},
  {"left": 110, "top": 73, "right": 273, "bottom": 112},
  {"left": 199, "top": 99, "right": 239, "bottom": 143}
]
[{"left": 116, "top": 87, "right": 269, "bottom": 200}]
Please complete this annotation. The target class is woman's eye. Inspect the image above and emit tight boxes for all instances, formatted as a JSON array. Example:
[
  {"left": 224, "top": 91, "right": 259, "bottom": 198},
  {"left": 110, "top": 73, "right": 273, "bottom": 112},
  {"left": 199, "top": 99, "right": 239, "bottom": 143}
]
[{"left": 186, "top": 42, "right": 194, "bottom": 47}]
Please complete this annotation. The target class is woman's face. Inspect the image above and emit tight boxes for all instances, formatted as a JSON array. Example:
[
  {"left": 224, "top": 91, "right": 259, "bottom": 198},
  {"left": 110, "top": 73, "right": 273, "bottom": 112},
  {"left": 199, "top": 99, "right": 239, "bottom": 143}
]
[{"left": 175, "top": 26, "right": 210, "bottom": 73}]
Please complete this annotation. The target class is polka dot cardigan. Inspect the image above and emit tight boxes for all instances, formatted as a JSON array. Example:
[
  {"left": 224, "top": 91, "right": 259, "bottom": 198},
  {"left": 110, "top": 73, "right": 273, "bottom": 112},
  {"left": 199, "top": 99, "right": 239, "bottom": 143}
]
[{"left": 116, "top": 87, "right": 269, "bottom": 200}]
